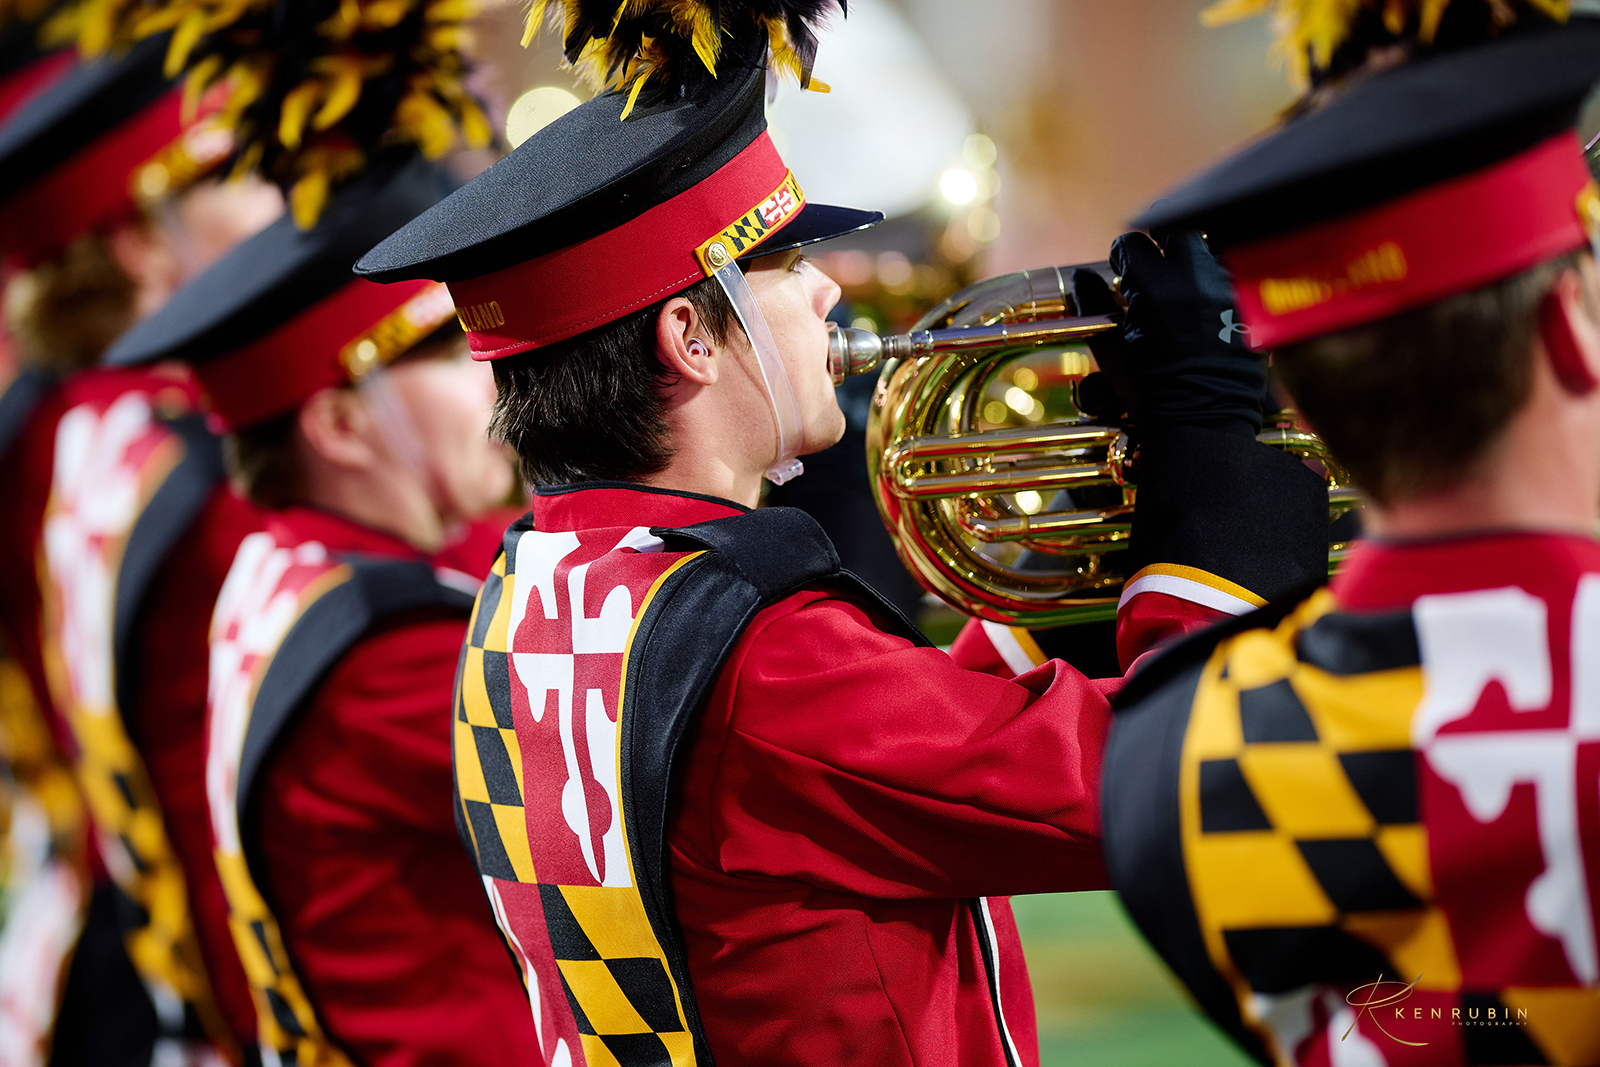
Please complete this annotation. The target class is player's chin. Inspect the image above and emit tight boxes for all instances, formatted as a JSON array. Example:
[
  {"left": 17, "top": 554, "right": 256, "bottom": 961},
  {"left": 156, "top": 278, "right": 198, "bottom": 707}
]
[{"left": 802, "top": 406, "right": 848, "bottom": 455}]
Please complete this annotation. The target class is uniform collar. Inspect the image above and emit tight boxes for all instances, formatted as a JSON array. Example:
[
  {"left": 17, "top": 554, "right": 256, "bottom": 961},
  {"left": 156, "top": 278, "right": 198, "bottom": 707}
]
[
  {"left": 530, "top": 482, "right": 748, "bottom": 533},
  {"left": 272, "top": 504, "right": 426, "bottom": 559},
  {"left": 1330, "top": 528, "right": 1600, "bottom": 611}
]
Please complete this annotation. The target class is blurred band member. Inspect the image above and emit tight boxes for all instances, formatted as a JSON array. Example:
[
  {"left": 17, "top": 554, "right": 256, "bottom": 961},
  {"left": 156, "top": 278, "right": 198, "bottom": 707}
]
[
  {"left": 0, "top": 36, "right": 280, "bottom": 1066},
  {"left": 1104, "top": 7, "right": 1600, "bottom": 1065},
  {"left": 103, "top": 158, "right": 538, "bottom": 1067},
  {"left": 0, "top": 28, "right": 81, "bottom": 1067}
]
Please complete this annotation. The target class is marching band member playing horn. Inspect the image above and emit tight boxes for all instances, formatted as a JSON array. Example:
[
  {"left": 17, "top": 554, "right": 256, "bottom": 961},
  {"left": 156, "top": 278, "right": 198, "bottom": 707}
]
[
  {"left": 102, "top": 158, "right": 532, "bottom": 1067},
  {"left": 0, "top": 36, "right": 282, "bottom": 1066},
  {"left": 354, "top": 2, "right": 1329, "bottom": 1064},
  {"left": 1104, "top": 3, "right": 1600, "bottom": 1064}
]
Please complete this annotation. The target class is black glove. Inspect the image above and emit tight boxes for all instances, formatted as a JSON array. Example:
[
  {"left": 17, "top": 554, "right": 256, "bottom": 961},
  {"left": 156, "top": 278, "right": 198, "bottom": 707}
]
[{"left": 1071, "top": 230, "right": 1266, "bottom": 439}]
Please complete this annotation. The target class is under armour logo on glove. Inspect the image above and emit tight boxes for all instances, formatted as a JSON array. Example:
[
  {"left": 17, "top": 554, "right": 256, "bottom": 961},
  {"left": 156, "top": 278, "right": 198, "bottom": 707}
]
[{"left": 1218, "top": 309, "right": 1250, "bottom": 344}]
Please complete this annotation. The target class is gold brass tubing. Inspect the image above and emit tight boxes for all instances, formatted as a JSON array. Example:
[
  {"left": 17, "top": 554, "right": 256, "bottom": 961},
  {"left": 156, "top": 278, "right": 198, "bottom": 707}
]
[
  {"left": 1329, "top": 486, "right": 1362, "bottom": 508},
  {"left": 959, "top": 508, "right": 1135, "bottom": 544},
  {"left": 895, "top": 463, "right": 1119, "bottom": 500},
  {"left": 889, "top": 424, "right": 1120, "bottom": 461},
  {"left": 883, "top": 315, "right": 1118, "bottom": 360}
]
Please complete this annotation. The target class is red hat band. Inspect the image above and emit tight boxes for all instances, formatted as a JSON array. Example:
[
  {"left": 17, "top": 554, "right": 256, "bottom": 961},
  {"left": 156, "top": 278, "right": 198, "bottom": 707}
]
[
  {"left": 447, "top": 130, "right": 806, "bottom": 361},
  {"left": 0, "top": 84, "right": 234, "bottom": 269},
  {"left": 1228, "top": 132, "right": 1596, "bottom": 350},
  {"left": 196, "top": 278, "right": 456, "bottom": 431}
]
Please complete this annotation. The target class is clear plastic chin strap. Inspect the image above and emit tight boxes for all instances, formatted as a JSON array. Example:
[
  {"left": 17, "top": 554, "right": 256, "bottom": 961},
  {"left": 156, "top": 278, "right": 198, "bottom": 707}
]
[{"left": 708, "top": 259, "right": 807, "bottom": 485}]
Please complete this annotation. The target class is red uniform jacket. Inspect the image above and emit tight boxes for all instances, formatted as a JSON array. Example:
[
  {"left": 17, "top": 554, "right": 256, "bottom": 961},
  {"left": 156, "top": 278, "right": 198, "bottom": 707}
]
[
  {"left": 1104, "top": 531, "right": 1600, "bottom": 1066},
  {"left": 468, "top": 484, "right": 1291, "bottom": 1067},
  {"left": 239, "top": 507, "right": 539, "bottom": 1067}
]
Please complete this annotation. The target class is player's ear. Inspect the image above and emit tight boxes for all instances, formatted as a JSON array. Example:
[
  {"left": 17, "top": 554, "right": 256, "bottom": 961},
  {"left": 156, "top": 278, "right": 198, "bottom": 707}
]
[
  {"left": 297, "top": 387, "right": 380, "bottom": 469},
  {"left": 656, "top": 297, "right": 718, "bottom": 386},
  {"left": 1539, "top": 265, "right": 1600, "bottom": 395}
]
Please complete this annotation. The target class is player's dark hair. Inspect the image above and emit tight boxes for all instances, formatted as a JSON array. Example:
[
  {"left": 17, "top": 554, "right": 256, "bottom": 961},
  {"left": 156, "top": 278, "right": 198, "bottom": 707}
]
[
  {"left": 489, "top": 274, "right": 737, "bottom": 486},
  {"left": 1274, "top": 249, "right": 1585, "bottom": 506}
]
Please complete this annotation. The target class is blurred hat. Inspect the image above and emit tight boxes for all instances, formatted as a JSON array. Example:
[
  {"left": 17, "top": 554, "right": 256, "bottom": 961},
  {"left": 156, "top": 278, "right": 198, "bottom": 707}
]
[
  {"left": 0, "top": 21, "right": 70, "bottom": 126},
  {"left": 102, "top": 157, "right": 457, "bottom": 430},
  {"left": 353, "top": 1, "right": 882, "bottom": 361},
  {"left": 69, "top": 0, "right": 488, "bottom": 229},
  {"left": 1140, "top": 10, "right": 1600, "bottom": 350},
  {"left": 0, "top": 35, "right": 233, "bottom": 268}
]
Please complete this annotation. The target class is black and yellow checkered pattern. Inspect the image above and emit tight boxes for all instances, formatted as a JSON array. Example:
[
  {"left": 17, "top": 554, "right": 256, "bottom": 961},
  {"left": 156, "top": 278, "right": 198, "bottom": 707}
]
[
  {"left": 1183, "top": 590, "right": 1449, "bottom": 989},
  {"left": 1183, "top": 588, "right": 1600, "bottom": 1065},
  {"left": 38, "top": 575, "right": 232, "bottom": 1055},
  {"left": 0, "top": 651, "right": 87, "bottom": 887},
  {"left": 454, "top": 551, "right": 700, "bottom": 1067},
  {"left": 214, "top": 844, "right": 354, "bottom": 1067}
]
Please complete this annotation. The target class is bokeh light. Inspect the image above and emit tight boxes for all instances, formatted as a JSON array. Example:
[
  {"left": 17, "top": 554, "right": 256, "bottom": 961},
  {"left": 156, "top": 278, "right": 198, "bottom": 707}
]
[
  {"left": 940, "top": 167, "right": 979, "bottom": 205},
  {"left": 504, "top": 86, "right": 581, "bottom": 149}
]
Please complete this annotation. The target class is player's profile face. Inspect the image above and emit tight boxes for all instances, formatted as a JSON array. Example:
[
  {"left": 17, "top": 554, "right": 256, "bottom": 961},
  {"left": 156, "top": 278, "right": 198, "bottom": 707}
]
[
  {"left": 385, "top": 339, "right": 515, "bottom": 521},
  {"left": 744, "top": 250, "right": 847, "bottom": 456}
]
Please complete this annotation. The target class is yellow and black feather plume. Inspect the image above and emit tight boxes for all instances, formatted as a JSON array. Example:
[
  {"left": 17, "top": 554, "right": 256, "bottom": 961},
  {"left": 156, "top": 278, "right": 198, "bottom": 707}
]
[
  {"left": 1204, "top": 0, "right": 1569, "bottom": 89},
  {"left": 524, "top": 0, "right": 846, "bottom": 119},
  {"left": 58, "top": 0, "right": 490, "bottom": 227}
]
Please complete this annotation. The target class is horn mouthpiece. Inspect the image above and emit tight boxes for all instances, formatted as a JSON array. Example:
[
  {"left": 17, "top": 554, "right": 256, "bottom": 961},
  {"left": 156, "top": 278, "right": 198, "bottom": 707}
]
[{"left": 827, "top": 323, "right": 886, "bottom": 385}]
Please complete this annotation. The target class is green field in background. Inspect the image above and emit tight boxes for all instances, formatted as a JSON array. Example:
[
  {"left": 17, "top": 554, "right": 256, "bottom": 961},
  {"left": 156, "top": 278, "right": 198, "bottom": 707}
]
[{"left": 1010, "top": 892, "right": 1255, "bottom": 1067}]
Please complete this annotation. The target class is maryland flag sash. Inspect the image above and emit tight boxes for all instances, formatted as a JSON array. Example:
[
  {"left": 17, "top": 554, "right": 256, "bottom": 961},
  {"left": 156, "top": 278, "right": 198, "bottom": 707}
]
[
  {"left": 453, "top": 508, "right": 1036, "bottom": 1067},
  {"left": 0, "top": 648, "right": 87, "bottom": 1067},
  {"left": 207, "top": 531, "right": 473, "bottom": 1067},
  {"left": 0, "top": 369, "right": 88, "bottom": 1067},
  {"left": 1106, "top": 585, "right": 1600, "bottom": 1067},
  {"left": 36, "top": 385, "right": 233, "bottom": 1059}
]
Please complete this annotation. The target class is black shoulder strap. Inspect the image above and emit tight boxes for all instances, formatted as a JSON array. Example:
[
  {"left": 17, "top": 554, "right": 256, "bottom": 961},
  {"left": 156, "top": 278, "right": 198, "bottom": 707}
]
[
  {"left": 0, "top": 367, "right": 55, "bottom": 462},
  {"left": 620, "top": 506, "right": 928, "bottom": 1063},
  {"left": 1103, "top": 586, "right": 1329, "bottom": 1067},
  {"left": 237, "top": 555, "right": 476, "bottom": 853},
  {"left": 1101, "top": 650, "right": 1272, "bottom": 1063},
  {"left": 114, "top": 415, "right": 225, "bottom": 717}
]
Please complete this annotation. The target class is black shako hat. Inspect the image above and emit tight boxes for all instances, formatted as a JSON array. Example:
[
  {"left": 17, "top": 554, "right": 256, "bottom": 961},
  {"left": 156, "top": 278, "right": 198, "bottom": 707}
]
[
  {"left": 103, "top": 157, "right": 458, "bottom": 430},
  {"left": 354, "top": 38, "right": 882, "bottom": 361},
  {"left": 0, "top": 34, "right": 233, "bottom": 267},
  {"left": 0, "top": 22, "right": 69, "bottom": 128},
  {"left": 1136, "top": 17, "right": 1600, "bottom": 351}
]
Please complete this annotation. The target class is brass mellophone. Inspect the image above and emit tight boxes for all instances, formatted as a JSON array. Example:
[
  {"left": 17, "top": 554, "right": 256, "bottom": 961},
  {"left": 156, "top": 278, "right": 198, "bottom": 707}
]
[{"left": 827, "top": 264, "right": 1360, "bottom": 628}]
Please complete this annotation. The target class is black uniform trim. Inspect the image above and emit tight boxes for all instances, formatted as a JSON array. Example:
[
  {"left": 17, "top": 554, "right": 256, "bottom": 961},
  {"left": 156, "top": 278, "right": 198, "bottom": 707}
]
[
  {"left": 966, "top": 898, "right": 1022, "bottom": 1067},
  {"left": 114, "top": 416, "right": 225, "bottom": 720},
  {"left": 1102, "top": 654, "right": 1272, "bottom": 1064},
  {"left": 237, "top": 555, "right": 475, "bottom": 884},
  {"left": 1295, "top": 610, "right": 1419, "bottom": 675},
  {"left": 1105, "top": 588, "right": 1323, "bottom": 1066},
  {"left": 0, "top": 366, "right": 54, "bottom": 461}
]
